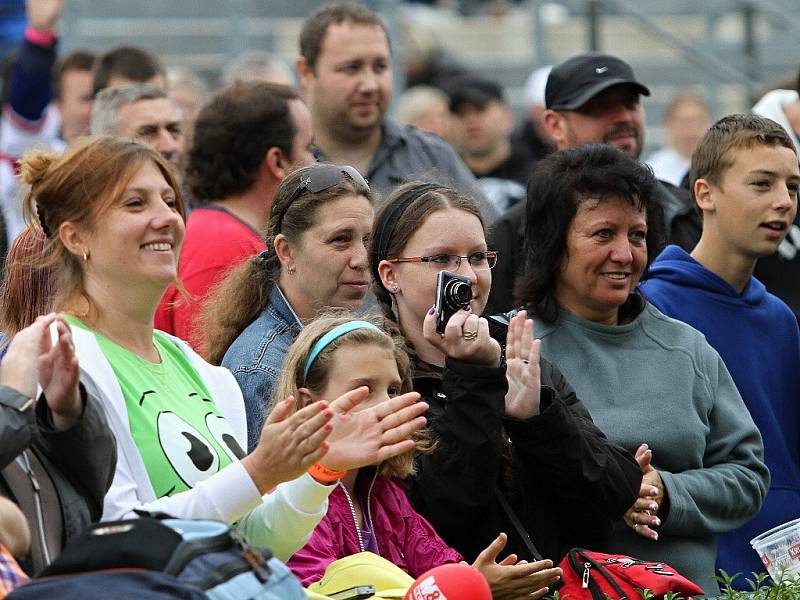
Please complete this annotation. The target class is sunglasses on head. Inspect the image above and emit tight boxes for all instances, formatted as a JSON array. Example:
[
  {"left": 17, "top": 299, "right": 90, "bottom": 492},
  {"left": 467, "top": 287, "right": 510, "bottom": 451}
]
[{"left": 276, "top": 164, "right": 370, "bottom": 233}]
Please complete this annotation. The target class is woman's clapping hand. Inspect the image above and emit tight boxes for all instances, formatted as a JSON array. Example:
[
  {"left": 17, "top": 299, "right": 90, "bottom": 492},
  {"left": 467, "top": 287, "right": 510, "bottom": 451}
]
[
  {"left": 243, "top": 397, "right": 335, "bottom": 494},
  {"left": 318, "top": 387, "right": 428, "bottom": 472},
  {"left": 472, "top": 533, "right": 562, "bottom": 600},
  {"left": 243, "top": 387, "right": 429, "bottom": 492},
  {"left": 504, "top": 310, "right": 542, "bottom": 419},
  {"left": 625, "top": 443, "right": 664, "bottom": 541}
]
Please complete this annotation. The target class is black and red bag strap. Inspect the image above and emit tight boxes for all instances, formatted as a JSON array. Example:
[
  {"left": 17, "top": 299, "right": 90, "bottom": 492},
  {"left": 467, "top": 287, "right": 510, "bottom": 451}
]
[{"left": 569, "top": 549, "right": 630, "bottom": 600}]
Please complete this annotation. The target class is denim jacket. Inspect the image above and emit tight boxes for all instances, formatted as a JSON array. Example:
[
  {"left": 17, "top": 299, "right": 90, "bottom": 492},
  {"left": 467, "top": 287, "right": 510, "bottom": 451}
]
[{"left": 222, "top": 286, "right": 302, "bottom": 452}]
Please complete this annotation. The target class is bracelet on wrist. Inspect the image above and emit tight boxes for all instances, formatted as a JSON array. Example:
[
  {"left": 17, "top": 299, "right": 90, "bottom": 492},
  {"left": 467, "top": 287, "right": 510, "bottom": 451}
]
[
  {"left": 25, "top": 26, "right": 56, "bottom": 46},
  {"left": 308, "top": 463, "right": 347, "bottom": 484}
]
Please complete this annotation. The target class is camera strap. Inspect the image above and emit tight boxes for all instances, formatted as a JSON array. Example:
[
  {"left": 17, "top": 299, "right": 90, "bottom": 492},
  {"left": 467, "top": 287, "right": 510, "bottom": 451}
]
[{"left": 493, "top": 485, "right": 544, "bottom": 562}]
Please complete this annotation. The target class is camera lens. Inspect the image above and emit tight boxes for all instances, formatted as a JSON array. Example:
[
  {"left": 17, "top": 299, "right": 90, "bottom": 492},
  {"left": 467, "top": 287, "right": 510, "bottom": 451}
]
[{"left": 444, "top": 280, "right": 472, "bottom": 308}]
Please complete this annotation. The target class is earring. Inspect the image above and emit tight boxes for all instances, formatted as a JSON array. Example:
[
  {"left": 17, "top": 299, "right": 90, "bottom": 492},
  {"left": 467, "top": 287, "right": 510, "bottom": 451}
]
[
  {"left": 390, "top": 285, "right": 400, "bottom": 293},
  {"left": 287, "top": 265, "right": 296, "bottom": 275},
  {"left": 82, "top": 249, "right": 90, "bottom": 262}
]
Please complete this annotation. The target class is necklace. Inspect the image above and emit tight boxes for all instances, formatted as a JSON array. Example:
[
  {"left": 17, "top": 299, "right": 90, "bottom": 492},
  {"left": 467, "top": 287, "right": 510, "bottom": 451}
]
[
  {"left": 339, "top": 483, "right": 365, "bottom": 552},
  {"left": 146, "top": 352, "right": 172, "bottom": 396}
]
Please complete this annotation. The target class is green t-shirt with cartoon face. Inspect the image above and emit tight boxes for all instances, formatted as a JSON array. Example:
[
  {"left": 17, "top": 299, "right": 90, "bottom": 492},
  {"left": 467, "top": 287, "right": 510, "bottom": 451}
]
[{"left": 67, "top": 317, "right": 245, "bottom": 498}]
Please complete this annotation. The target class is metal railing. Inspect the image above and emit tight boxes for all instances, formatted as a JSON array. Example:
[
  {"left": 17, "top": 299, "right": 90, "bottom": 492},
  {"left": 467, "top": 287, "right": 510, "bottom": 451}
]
[
  {"left": 527, "top": 0, "right": 800, "bottom": 120},
  {"left": 586, "top": 0, "right": 758, "bottom": 87}
]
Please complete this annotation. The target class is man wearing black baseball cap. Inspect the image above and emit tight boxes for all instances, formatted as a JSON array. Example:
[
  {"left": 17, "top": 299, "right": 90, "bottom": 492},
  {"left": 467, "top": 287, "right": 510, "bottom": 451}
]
[
  {"left": 543, "top": 52, "right": 650, "bottom": 160},
  {"left": 448, "top": 75, "right": 534, "bottom": 213},
  {"left": 486, "top": 52, "right": 701, "bottom": 314}
]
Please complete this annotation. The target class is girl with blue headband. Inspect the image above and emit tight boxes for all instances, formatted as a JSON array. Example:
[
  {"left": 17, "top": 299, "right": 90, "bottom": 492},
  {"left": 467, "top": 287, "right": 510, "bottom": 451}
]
[{"left": 277, "top": 314, "right": 562, "bottom": 596}]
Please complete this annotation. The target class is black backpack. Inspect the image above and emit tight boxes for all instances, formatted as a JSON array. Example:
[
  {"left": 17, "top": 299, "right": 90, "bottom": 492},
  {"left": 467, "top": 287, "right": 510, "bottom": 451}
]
[{"left": 8, "top": 517, "right": 306, "bottom": 599}]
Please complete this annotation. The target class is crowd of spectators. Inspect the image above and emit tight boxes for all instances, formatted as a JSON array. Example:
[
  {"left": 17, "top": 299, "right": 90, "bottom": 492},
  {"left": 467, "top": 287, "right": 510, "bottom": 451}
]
[{"left": 0, "top": 0, "right": 797, "bottom": 598}]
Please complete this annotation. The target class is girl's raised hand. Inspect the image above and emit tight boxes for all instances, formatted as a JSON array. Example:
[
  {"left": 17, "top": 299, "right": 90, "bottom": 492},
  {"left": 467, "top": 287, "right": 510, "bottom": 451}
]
[
  {"left": 320, "top": 388, "right": 428, "bottom": 472},
  {"left": 422, "top": 306, "right": 501, "bottom": 367},
  {"left": 504, "top": 310, "right": 542, "bottom": 419},
  {"left": 243, "top": 397, "right": 334, "bottom": 494}
]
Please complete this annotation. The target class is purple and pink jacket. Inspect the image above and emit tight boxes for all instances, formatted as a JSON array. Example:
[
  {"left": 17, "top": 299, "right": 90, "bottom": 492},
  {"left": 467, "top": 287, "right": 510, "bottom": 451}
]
[{"left": 287, "top": 469, "right": 462, "bottom": 586}]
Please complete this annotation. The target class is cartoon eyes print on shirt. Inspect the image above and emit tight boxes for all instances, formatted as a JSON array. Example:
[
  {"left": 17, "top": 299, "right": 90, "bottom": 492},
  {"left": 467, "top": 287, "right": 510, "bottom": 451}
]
[
  {"left": 157, "top": 410, "right": 246, "bottom": 491},
  {"left": 205, "top": 414, "right": 245, "bottom": 460},
  {"left": 189, "top": 392, "right": 245, "bottom": 460},
  {"left": 158, "top": 411, "right": 220, "bottom": 488}
]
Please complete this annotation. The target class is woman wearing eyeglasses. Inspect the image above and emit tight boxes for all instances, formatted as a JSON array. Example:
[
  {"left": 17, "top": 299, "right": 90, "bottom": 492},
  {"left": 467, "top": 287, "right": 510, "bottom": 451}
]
[
  {"left": 369, "top": 182, "right": 641, "bottom": 591},
  {"left": 203, "top": 163, "right": 376, "bottom": 452},
  {"left": 22, "top": 139, "right": 427, "bottom": 561}
]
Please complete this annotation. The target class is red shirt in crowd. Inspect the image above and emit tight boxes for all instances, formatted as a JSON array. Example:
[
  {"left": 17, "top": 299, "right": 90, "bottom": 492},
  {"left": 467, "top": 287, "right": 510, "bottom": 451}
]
[{"left": 155, "top": 206, "right": 265, "bottom": 349}]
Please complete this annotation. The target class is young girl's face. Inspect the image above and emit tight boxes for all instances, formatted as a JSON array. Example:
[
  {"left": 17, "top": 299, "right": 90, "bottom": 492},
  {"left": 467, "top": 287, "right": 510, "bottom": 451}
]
[{"left": 313, "top": 342, "right": 402, "bottom": 412}]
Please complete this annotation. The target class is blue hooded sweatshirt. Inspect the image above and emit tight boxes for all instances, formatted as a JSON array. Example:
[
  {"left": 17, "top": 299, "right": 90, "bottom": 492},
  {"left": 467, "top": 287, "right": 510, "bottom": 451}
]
[{"left": 640, "top": 245, "right": 800, "bottom": 585}]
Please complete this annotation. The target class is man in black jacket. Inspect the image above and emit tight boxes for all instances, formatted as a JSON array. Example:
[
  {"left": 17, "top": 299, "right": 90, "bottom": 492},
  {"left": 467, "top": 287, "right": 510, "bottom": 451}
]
[{"left": 487, "top": 53, "right": 700, "bottom": 313}]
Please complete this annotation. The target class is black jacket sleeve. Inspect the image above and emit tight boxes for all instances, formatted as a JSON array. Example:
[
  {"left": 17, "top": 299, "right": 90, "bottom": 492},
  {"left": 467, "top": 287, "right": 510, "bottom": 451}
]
[
  {"left": 655, "top": 180, "right": 701, "bottom": 253},
  {"left": 33, "top": 387, "right": 117, "bottom": 521},
  {"left": 505, "top": 358, "right": 641, "bottom": 534},
  {"left": 410, "top": 358, "right": 508, "bottom": 559}
]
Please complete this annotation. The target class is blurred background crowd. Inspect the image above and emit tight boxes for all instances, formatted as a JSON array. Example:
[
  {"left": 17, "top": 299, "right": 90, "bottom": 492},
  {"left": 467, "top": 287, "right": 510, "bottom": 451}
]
[{"left": 0, "top": 1, "right": 798, "bottom": 598}]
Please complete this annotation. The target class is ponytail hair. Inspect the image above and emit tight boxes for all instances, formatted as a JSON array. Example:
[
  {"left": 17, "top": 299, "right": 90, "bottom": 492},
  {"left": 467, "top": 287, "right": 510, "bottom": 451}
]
[
  {"left": 199, "top": 164, "right": 373, "bottom": 364},
  {"left": 200, "top": 252, "right": 278, "bottom": 365},
  {"left": 0, "top": 227, "right": 54, "bottom": 345}
]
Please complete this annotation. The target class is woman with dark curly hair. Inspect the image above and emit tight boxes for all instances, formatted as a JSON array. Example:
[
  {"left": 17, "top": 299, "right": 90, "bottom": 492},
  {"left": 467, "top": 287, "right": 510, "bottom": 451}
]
[
  {"left": 517, "top": 144, "right": 769, "bottom": 595},
  {"left": 368, "top": 180, "right": 641, "bottom": 596}
]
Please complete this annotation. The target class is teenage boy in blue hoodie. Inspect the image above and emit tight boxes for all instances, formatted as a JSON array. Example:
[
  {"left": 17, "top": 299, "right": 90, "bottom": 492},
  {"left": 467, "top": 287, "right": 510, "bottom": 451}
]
[{"left": 639, "top": 113, "right": 800, "bottom": 587}]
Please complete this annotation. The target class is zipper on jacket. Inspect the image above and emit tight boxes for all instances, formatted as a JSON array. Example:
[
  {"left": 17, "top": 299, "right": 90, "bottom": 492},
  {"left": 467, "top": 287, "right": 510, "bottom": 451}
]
[
  {"left": 364, "top": 472, "right": 381, "bottom": 555},
  {"left": 17, "top": 452, "right": 51, "bottom": 567}
]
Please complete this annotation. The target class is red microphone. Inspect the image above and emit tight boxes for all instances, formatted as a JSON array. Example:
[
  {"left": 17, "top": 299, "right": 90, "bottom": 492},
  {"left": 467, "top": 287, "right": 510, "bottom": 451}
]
[{"left": 405, "top": 564, "right": 492, "bottom": 600}]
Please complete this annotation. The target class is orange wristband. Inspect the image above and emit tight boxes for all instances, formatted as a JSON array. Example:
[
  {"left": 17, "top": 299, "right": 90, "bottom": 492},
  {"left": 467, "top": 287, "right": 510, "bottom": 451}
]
[{"left": 308, "top": 463, "right": 347, "bottom": 484}]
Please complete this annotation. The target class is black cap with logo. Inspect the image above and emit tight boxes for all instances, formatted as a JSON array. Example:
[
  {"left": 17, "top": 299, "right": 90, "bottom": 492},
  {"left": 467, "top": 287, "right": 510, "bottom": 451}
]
[{"left": 545, "top": 53, "right": 650, "bottom": 111}]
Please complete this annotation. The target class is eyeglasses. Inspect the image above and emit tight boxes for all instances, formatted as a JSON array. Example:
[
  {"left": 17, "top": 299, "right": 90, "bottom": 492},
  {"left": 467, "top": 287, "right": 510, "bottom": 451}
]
[
  {"left": 276, "top": 164, "right": 370, "bottom": 232},
  {"left": 387, "top": 251, "right": 498, "bottom": 272}
]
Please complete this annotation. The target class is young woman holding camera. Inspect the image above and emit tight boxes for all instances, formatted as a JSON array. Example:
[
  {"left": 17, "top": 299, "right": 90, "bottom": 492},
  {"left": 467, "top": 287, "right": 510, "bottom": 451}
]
[{"left": 369, "top": 182, "right": 642, "bottom": 585}]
